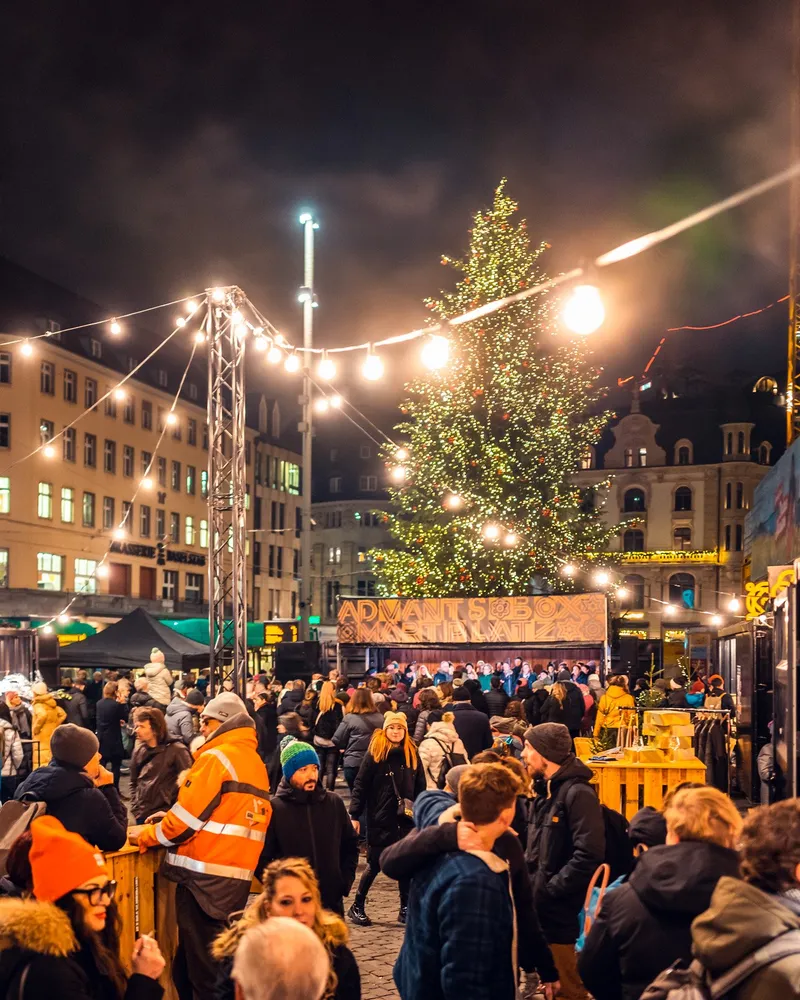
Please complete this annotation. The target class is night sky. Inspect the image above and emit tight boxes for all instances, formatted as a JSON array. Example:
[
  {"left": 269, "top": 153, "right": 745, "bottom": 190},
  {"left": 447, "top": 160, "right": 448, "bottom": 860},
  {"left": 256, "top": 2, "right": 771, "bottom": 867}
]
[{"left": 0, "top": 0, "right": 793, "bottom": 407}]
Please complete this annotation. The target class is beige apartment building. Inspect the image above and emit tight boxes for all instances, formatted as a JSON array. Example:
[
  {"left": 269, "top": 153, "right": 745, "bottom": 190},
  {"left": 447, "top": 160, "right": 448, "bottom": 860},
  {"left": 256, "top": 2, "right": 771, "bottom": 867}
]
[{"left": 0, "top": 332, "right": 301, "bottom": 625}]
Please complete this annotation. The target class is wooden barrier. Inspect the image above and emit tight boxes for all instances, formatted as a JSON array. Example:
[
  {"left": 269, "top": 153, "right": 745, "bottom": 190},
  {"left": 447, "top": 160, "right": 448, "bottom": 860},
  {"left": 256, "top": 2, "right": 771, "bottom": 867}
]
[{"left": 582, "top": 758, "right": 708, "bottom": 819}]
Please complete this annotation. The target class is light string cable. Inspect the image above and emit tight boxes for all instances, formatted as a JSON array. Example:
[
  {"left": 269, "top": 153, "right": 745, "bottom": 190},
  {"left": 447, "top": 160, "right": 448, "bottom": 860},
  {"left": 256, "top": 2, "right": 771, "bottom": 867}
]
[
  {"left": 36, "top": 321, "right": 206, "bottom": 632},
  {"left": 1, "top": 296, "right": 209, "bottom": 475}
]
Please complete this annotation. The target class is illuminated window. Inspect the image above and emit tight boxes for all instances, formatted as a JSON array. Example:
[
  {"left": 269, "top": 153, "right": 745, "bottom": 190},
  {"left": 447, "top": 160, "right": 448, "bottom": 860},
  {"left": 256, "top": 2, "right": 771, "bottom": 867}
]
[
  {"left": 199, "top": 519, "right": 209, "bottom": 547},
  {"left": 61, "top": 487, "right": 74, "bottom": 523},
  {"left": 37, "top": 552, "right": 62, "bottom": 590},
  {"left": 185, "top": 515, "right": 195, "bottom": 546},
  {"left": 623, "top": 488, "right": 646, "bottom": 513},
  {"left": 674, "top": 486, "right": 692, "bottom": 511},
  {"left": 38, "top": 482, "right": 53, "bottom": 519},
  {"left": 74, "top": 558, "right": 97, "bottom": 594},
  {"left": 0, "top": 477, "right": 9, "bottom": 514}
]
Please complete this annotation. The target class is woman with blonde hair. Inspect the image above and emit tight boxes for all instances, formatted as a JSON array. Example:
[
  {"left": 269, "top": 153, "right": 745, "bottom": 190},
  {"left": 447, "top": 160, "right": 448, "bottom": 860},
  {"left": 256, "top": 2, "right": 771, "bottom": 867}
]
[
  {"left": 593, "top": 674, "right": 636, "bottom": 740},
  {"left": 213, "top": 856, "right": 361, "bottom": 999},
  {"left": 347, "top": 712, "right": 425, "bottom": 927},
  {"left": 312, "top": 681, "right": 345, "bottom": 790},
  {"left": 539, "top": 681, "right": 568, "bottom": 726}
]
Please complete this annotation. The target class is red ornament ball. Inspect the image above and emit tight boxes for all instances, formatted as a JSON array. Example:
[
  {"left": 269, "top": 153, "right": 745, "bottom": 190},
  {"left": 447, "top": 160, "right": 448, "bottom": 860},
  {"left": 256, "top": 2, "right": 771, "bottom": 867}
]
[
  {"left": 416, "top": 576, "right": 425, "bottom": 585},
  {"left": 502, "top": 413, "right": 509, "bottom": 420}
]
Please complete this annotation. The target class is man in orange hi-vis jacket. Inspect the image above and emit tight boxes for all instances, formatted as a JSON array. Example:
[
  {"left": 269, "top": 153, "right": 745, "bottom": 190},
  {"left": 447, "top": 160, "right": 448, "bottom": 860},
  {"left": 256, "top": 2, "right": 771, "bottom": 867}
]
[{"left": 131, "top": 691, "right": 271, "bottom": 1000}]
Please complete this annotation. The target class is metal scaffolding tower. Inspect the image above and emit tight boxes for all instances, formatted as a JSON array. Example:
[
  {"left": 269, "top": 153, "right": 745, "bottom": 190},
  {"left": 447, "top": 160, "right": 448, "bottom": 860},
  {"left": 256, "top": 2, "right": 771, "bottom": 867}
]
[
  {"left": 788, "top": 0, "right": 800, "bottom": 444},
  {"left": 206, "top": 287, "right": 248, "bottom": 696}
]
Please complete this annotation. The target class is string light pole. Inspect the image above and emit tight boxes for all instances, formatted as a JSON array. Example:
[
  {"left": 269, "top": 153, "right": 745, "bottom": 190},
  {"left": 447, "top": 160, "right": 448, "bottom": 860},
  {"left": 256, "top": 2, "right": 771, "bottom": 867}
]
[{"left": 298, "top": 212, "right": 319, "bottom": 642}]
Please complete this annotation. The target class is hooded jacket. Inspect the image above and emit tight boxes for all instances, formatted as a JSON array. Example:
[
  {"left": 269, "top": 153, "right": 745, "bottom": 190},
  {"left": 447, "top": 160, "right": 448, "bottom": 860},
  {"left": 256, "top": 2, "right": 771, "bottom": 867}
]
[
  {"left": 331, "top": 712, "right": 384, "bottom": 768},
  {"left": 31, "top": 692, "right": 66, "bottom": 767},
  {"left": 143, "top": 659, "right": 173, "bottom": 708},
  {"left": 418, "top": 721, "right": 469, "bottom": 790},
  {"left": 0, "top": 897, "right": 163, "bottom": 1000},
  {"left": 165, "top": 696, "right": 196, "bottom": 746},
  {"left": 129, "top": 738, "right": 193, "bottom": 823},
  {"left": 690, "top": 876, "right": 800, "bottom": 999},
  {"left": 14, "top": 759, "right": 127, "bottom": 852},
  {"left": 577, "top": 840, "right": 740, "bottom": 1000},
  {"left": 526, "top": 755, "right": 605, "bottom": 944},
  {"left": 259, "top": 779, "right": 359, "bottom": 915},
  {"left": 0, "top": 718, "right": 23, "bottom": 777},
  {"left": 593, "top": 686, "right": 636, "bottom": 736},
  {"left": 136, "top": 713, "right": 271, "bottom": 921}
]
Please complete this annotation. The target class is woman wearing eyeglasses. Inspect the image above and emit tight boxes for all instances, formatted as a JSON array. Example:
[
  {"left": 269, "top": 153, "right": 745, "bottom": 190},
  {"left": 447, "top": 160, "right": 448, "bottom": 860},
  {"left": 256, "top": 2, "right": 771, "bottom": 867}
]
[{"left": 0, "top": 816, "right": 165, "bottom": 999}]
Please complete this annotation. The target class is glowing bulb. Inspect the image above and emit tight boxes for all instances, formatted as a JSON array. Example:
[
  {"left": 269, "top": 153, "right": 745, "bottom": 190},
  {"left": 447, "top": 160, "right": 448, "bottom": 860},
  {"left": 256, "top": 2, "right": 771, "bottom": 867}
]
[
  {"left": 318, "top": 356, "right": 336, "bottom": 380},
  {"left": 211, "top": 288, "right": 225, "bottom": 302},
  {"left": 395, "top": 448, "right": 409, "bottom": 461},
  {"left": 445, "top": 493, "right": 462, "bottom": 509},
  {"left": 284, "top": 354, "right": 300, "bottom": 374},
  {"left": 166, "top": 412, "right": 178, "bottom": 426},
  {"left": 710, "top": 614, "right": 723, "bottom": 627},
  {"left": 267, "top": 345, "right": 282, "bottom": 364},
  {"left": 113, "top": 527, "right": 126, "bottom": 540},
  {"left": 186, "top": 301, "right": 198, "bottom": 314},
  {"left": 234, "top": 323, "right": 248, "bottom": 340},
  {"left": 330, "top": 394, "right": 343, "bottom": 409},
  {"left": 421, "top": 335, "right": 450, "bottom": 370},
  {"left": 231, "top": 309, "right": 243, "bottom": 323},
  {"left": 110, "top": 319, "right": 122, "bottom": 335},
  {"left": 391, "top": 466, "right": 407, "bottom": 483},
  {"left": 663, "top": 604, "right": 677, "bottom": 617},
  {"left": 616, "top": 587, "right": 629, "bottom": 601},
  {"left": 42, "top": 444, "right": 56, "bottom": 458},
  {"left": 592, "top": 569, "right": 610, "bottom": 587},
  {"left": 176, "top": 316, "right": 186, "bottom": 328},
  {"left": 95, "top": 565, "right": 109, "bottom": 579},
  {"left": 503, "top": 532, "right": 518, "bottom": 547},
  {"left": 561, "top": 563, "right": 577, "bottom": 578},
  {"left": 314, "top": 397, "right": 330, "bottom": 414},
  {"left": 42, "top": 625, "right": 53, "bottom": 635},
  {"left": 299, "top": 212, "right": 313, "bottom": 225},
  {"left": 20, "top": 340, "right": 33, "bottom": 357},
  {"left": 194, "top": 331, "right": 206, "bottom": 344},
  {"left": 253, "top": 335, "right": 267, "bottom": 352},
  {"left": 362, "top": 352, "right": 384, "bottom": 381},
  {"left": 727, "top": 597, "right": 741, "bottom": 613},
  {"left": 113, "top": 388, "right": 126, "bottom": 401},
  {"left": 141, "top": 477, "right": 153, "bottom": 490},
  {"left": 562, "top": 284, "right": 605, "bottom": 336},
  {"left": 57, "top": 614, "right": 70, "bottom": 624},
  {"left": 482, "top": 523, "right": 501, "bottom": 541}
]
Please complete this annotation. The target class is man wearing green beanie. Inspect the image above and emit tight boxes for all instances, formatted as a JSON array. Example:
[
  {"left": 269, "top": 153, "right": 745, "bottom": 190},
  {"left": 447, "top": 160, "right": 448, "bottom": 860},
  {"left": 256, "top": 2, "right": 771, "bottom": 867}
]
[{"left": 259, "top": 736, "right": 358, "bottom": 914}]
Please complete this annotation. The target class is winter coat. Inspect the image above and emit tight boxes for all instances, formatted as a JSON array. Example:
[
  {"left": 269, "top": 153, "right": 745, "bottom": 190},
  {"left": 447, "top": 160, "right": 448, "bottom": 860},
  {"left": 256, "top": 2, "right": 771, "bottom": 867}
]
[
  {"left": 524, "top": 689, "right": 550, "bottom": 727},
  {"left": 0, "top": 719, "right": 23, "bottom": 777},
  {"left": 526, "top": 755, "right": 605, "bottom": 944},
  {"left": 484, "top": 687, "right": 510, "bottom": 717},
  {"left": 277, "top": 689, "right": 304, "bottom": 715},
  {"left": 418, "top": 721, "right": 469, "bottom": 790},
  {"left": 560, "top": 681, "right": 588, "bottom": 734},
  {"left": 577, "top": 840, "right": 741, "bottom": 1000},
  {"left": 6, "top": 703, "right": 31, "bottom": 738},
  {"left": 540, "top": 694, "right": 568, "bottom": 726},
  {"left": 136, "top": 713, "right": 271, "bottom": 921},
  {"left": 691, "top": 876, "right": 800, "bottom": 1000},
  {"left": 667, "top": 688, "right": 689, "bottom": 709},
  {"left": 331, "top": 712, "right": 384, "bottom": 768},
  {"left": 31, "top": 693, "right": 66, "bottom": 767},
  {"left": 165, "top": 696, "right": 196, "bottom": 746},
  {"left": 58, "top": 690, "right": 89, "bottom": 728},
  {"left": 447, "top": 702, "right": 492, "bottom": 760},
  {"left": 143, "top": 659, "right": 173, "bottom": 707},
  {"left": 95, "top": 697, "right": 127, "bottom": 760},
  {"left": 393, "top": 791, "right": 517, "bottom": 1000},
  {"left": 462, "top": 681, "right": 490, "bottom": 717},
  {"left": 0, "top": 897, "right": 163, "bottom": 1000},
  {"left": 129, "top": 738, "right": 193, "bottom": 823},
  {"left": 594, "top": 686, "right": 636, "bottom": 736},
  {"left": 129, "top": 690, "right": 158, "bottom": 712},
  {"left": 350, "top": 746, "right": 425, "bottom": 847},
  {"left": 413, "top": 709, "right": 438, "bottom": 744},
  {"left": 312, "top": 703, "right": 344, "bottom": 742},
  {"left": 381, "top": 790, "right": 558, "bottom": 982},
  {"left": 255, "top": 702, "right": 279, "bottom": 755},
  {"left": 14, "top": 760, "right": 127, "bottom": 851},
  {"left": 259, "top": 779, "right": 359, "bottom": 914}
]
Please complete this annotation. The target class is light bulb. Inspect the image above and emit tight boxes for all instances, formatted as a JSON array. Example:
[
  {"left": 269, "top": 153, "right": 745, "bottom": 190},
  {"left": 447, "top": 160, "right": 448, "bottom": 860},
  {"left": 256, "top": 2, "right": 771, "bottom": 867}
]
[
  {"left": 616, "top": 587, "right": 629, "bottom": 601},
  {"left": 113, "top": 388, "right": 126, "bottom": 401},
  {"left": 445, "top": 493, "right": 462, "bottom": 509},
  {"left": 299, "top": 212, "right": 313, "bottom": 225},
  {"left": 395, "top": 447, "right": 409, "bottom": 461},
  {"left": 176, "top": 316, "right": 186, "bottom": 328},
  {"left": 421, "top": 335, "right": 450, "bottom": 370},
  {"left": 562, "top": 284, "right": 605, "bottom": 336},
  {"left": 561, "top": 563, "right": 577, "bottom": 578},
  {"left": 186, "top": 301, "right": 198, "bottom": 314},
  {"left": 42, "top": 625, "right": 53, "bottom": 635},
  {"left": 211, "top": 288, "right": 225, "bottom": 302},
  {"left": 141, "top": 477, "right": 153, "bottom": 490},
  {"left": 330, "top": 394, "right": 343, "bottom": 409},
  {"left": 318, "top": 356, "right": 336, "bottom": 380},
  {"left": 110, "top": 319, "right": 122, "bottom": 335},
  {"left": 194, "top": 331, "right": 206, "bottom": 344},
  {"left": 253, "top": 335, "right": 267, "bottom": 352},
  {"left": 663, "top": 604, "right": 677, "bottom": 617},
  {"left": 267, "top": 345, "right": 282, "bottom": 364},
  {"left": 482, "top": 523, "right": 501, "bottom": 541},
  {"left": 314, "top": 397, "right": 330, "bottom": 414},
  {"left": 166, "top": 412, "right": 178, "bottom": 426},
  {"left": 42, "top": 444, "right": 56, "bottom": 458},
  {"left": 503, "top": 532, "right": 518, "bottom": 547},
  {"left": 391, "top": 466, "right": 407, "bottom": 483},
  {"left": 57, "top": 614, "right": 70, "bottom": 624},
  {"left": 20, "top": 340, "right": 33, "bottom": 357},
  {"left": 113, "top": 527, "right": 126, "bottom": 540},
  {"left": 234, "top": 323, "right": 248, "bottom": 340},
  {"left": 362, "top": 352, "right": 384, "bottom": 381},
  {"left": 230, "top": 309, "right": 243, "bottom": 323},
  {"left": 284, "top": 353, "right": 300, "bottom": 374},
  {"left": 96, "top": 565, "right": 109, "bottom": 579},
  {"left": 710, "top": 614, "right": 723, "bottom": 627},
  {"left": 727, "top": 597, "right": 741, "bottom": 613},
  {"left": 592, "top": 569, "right": 610, "bottom": 587}
]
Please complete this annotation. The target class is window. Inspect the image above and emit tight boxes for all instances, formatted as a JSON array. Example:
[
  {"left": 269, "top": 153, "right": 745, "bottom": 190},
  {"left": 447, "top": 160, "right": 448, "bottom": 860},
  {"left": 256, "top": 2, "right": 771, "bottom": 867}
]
[
  {"left": 360, "top": 445, "right": 371, "bottom": 459},
  {"left": 736, "top": 482, "right": 744, "bottom": 510},
  {"left": 123, "top": 445, "right": 134, "bottom": 477},
  {"left": 296, "top": 507, "right": 302, "bottom": 539},
  {"left": 326, "top": 581, "right": 341, "bottom": 618},
  {"left": 90, "top": 339, "right": 102, "bottom": 359},
  {"left": 186, "top": 573, "right": 203, "bottom": 603},
  {"left": 357, "top": 580, "right": 377, "bottom": 597},
  {"left": 63, "top": 427, "right": 75, "bottom": 462},
  {"left": 185, "top": 515, "right": 195, "bottom": 546},
  {"left": 358, "top": 546, "right": 367, "bottom": 563},
  {"left": 188, "top": 383, "right": 198, "bottom": 401},
  {"left": 162, "top": 570, "right": 178, "bottom": 600},
  {"left": 103, "top": 497, "right": 115, "bottom": 530},
  {"left": 638, "top": 447, "right": 647, "bottom": 467},
  {"left": 268, "top": 545, "right": 276, "bottom": 577},
  {"left": 621, "top": 574, "right": 645, "bottom": 610},
  {"left": 0, "top": 549, "right": 7, "bottom": 588},
  {"left": 668, "top": 572, "right": 696, "bottom": 610},
  {"left": 328, "top": 546, "right": 342, "bottom": 565},
  {"left": 673, "top": 526, "right": 692, "bottom": 550},
  {"left": 623, "top": 529, "right": 644, "bottom": 551},
  {"left": 677, "top": 447, "right": 690, "bottom": 465},
  {"left": 0, "top": 414, "right": 9, "bottom": 449},
  {"left": 623, "top": 488, "right": 646, "bottom": 513},
  {"left": 675, "top": 440, "right": 693, "bottom": 465},
  {"left": 580, "top": 452, "right": 593, "bottom": 470},
  {"left": 156, "top": 509, "right": 165, "bottom": 539},
  {"left": 253, "top": 542, "right": 262, "bottom": 575},
  {"left": 188, "top": 418, "right": 197, "bottom": 446},
  {"left": 122, "top": 500, "right": 132, "bottom": 528},
  {"left": 39, "top": 419, "right": 54, "bottom": 446},
  {"left": 202, "top": 425, "right": 208, "bottom": 450},
  {"left": 74, "top": 558, "right": 97, "bottom": 594},
  {"left": 186, "top": 465, "right": 196, "bottom": 495},
  {"left": 85, "top": 378, "right": 97, "bottom": 409},
  {"left": 38, "top": 482, "right": 53, "bottom": 519},
  {"left": 738, "top": 431, "right": 745, "bottom": 454},
  {"left": 199, "top": 519, "right": 209, "bottom": 547},
  {"left": 287, "top": 463, "right": 301, "bottom": 495},
  {"left": 172, "top": 418, "right": 181, "bottom": 442},
  {"left": 624, "top": 448, "right": 634, "bottom": 468},
  {"left": 724, "top": 524, "right": 731, "bottom": 551},
  {"left": 360, "top": 476, "right": 377, "bottom": 491},
  {"left": 157, "top": 369, "right": 168, "bottom": 388},
  {"left": 61, "top": 487, "right": 74, "bottom": 523},
  {"left": 329, "top": 476, "right": 342, "bottom": 494},
  {"left": 271, "top": 501, "right": 286, "bottom": 531},
  {"left": 0, "top": 477, "right": 9, "bottom": 514},
  {"left": 127, "top": 357, "right": 137, "bottom": 372},
  {"left": 674, "top": 486, "right": 692, "bottom": 511},
  {"left": 201, "top": 470, "right": 209, "bottom": 497},
  {"left": 140, "top": 451, "right": 151, "bottom": 476},
  {"left": 0, "top": 352, "right": 10, "bottom": 384},
  {"left": 725, "top": 482, "right": 732, "bottom": 509},
  {"left": 82, "top": 492, "right": 95, "bottom": 527},
  {"left": 103, "top": 440, "right": 116, "bottom": 474},
  {"left": 37, "top": 552, "right": 62, "bottom": 590},
  {"left": 40, "top": 362, "right": 54, "bottom": 395},
  {"left": 141, "top": 400, "right": 152, "bottom": 430},
  {"left": 735, "top": 523, "right": 743, "bottom": 551},
  {"left": 104, "top": 393, "right": 116, "bottom": 418},
  {"left": 79, "top": 434, "right": 95, "bottom": 470},
  {"left": 293, "top": 549, "right": 300, "bottom": 580},
  {"left": 726, "top": 432, "right": 733, "bottom": 455},
  {"left": 138, "top": 504, "right": 150, "bottom": 538},
  {"left": 758, "top": 441, "right": 772, "bottom": 466},
  {"left": 157, "top": 457, "right": 167, "bottom": 488},
  {"left": 171, "top": 461, "right": 181, "bottom": 491},
  {"left": 170, "top": 512, "right": 180, "bottom": 543},
  {"left": 245, "top": 442, "right": 251, "bottom": 465},
  {"left": 63, "top": 369, "right": 77, "bottom": 403},
  {"left": 123, "top": 397, "right": 135, "bottom": 424}
]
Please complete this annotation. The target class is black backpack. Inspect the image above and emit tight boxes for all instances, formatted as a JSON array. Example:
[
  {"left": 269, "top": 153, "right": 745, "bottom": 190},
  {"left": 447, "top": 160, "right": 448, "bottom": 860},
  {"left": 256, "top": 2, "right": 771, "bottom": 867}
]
[
  {"left": 423, "top": 736, "right": 468, "bottom": 789},
  {"left": 601, "top": 803, "right": 633, "bottom": 882}
]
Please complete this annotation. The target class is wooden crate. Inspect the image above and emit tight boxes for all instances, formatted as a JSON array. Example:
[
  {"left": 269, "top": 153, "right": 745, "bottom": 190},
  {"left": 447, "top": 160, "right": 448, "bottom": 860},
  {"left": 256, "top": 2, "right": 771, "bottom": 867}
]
[{"left": 585, "top": 759, "right": 708, "bottom": 819}]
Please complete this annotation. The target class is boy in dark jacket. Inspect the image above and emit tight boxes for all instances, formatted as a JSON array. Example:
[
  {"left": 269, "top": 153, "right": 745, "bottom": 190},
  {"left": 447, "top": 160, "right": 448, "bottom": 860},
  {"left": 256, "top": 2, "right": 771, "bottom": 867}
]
[
  {"left": 523, "top": 723, "right": 604, "bottom": 1000},
  {"left": 259, "top": 737, "right": 359, "bottom": 915}
]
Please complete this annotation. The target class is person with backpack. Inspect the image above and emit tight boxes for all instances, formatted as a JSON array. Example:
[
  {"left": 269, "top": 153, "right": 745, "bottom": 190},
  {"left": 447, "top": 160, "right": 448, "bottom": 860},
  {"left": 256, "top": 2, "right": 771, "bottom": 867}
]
[
  {"left": 593, "top": 676, "right": 636, "bottom": 741},
  {"left": 418, "top": 712, "right": 469, "bottom": 789},
  {"left": 523, "top": 723, "right": 605, "bottom": 1000},
  {"left": 578, "top": 785, "right": 742, "bottom": 1000},
  {"left": 704, "top": 674, "right": 736, "bottom": 718}
]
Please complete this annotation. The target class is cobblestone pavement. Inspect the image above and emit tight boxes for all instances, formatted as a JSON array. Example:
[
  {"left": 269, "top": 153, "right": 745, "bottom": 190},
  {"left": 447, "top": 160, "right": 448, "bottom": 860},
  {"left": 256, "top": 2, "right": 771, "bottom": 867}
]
[{"left": 344, "top": 858, "right": 404, "bottom": 1000}]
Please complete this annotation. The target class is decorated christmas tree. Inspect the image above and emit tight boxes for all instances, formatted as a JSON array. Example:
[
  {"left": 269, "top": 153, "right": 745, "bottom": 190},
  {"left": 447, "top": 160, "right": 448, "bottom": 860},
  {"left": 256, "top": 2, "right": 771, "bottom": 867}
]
[{"left": 371, "top": 181, "right": 617, "bottom": 597}]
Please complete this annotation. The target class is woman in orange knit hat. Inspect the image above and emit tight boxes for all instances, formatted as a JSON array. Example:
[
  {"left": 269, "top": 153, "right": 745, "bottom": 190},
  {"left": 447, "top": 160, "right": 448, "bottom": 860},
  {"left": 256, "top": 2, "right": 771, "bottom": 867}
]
[{"left": 0, "top": 816, "right": 165, "bottom": 999}]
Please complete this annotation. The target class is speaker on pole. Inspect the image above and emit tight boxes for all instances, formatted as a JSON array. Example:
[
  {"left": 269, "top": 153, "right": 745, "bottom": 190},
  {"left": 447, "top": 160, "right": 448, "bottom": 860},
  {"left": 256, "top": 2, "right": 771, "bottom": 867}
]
[{"left": 274, "top": 641, "right": 320, "bottom": 682}]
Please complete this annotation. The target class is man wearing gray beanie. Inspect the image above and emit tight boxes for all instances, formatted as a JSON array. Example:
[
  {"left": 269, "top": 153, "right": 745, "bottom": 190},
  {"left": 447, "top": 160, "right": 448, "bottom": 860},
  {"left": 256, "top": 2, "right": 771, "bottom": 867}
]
[{"left": 523, "top": 723, "right": 604, "bottom": 999}]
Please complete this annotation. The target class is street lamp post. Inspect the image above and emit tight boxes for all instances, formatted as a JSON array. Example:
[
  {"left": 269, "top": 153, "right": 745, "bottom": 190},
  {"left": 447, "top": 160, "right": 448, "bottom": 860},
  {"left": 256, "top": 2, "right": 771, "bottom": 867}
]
[{"left": 299, "top": 212, "right": 318, "bottom": 641}]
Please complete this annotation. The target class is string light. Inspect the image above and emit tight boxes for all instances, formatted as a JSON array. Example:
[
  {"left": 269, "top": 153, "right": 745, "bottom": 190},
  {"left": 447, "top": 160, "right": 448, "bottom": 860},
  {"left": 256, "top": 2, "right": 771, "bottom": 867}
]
[
  {"left": 592, "top": 569, "right": 610, "bottom": 587},
  {"left": 175, "top": 317, "right": 186, "bottom": 328},
  {"left": 284, "top": 353, "right": 301, "bottom": 374},
  {"left": 444, "top": 493, "right": 462, "bottom": 509},
  {"left": 42, "top": 625, "right": 53, "bottom": 635},
  {"left": 395, "top": 448, "right": 409, "bottom": 461},
  {"left": 318, "top": 353, "right": 336, "bottom": 380},
  {"left": 113, "top": 388, "right": 126, "bottom": 401},
  {"left": 253, "top": 334, "right": 267, "bottom": 352},
  {"left": 503, "top": 532, "right": 518, "bottom": 547},
  {"left": 57, "top": 614, "right": 70, "bottom": 624},
  {"left": 330, "top": 394, "right": 343, "bottom": 409},
  {"left": 112, "top": 527, "right": 126, "bottom": 541},
  {"left": 390, "top": 466, "right": 407, "bottom": 483},
  {"left": 110, "top": 319, "right": 122, "bottom": 335},
  {"left": 186, "top": 301, "right": 198, "bottom": 314},
  {"left": 663, "top": 604, "right": 677, "bottom": 617},
  {"left": 314, "top": 397, "right": 330, "bottom": 414},
  {"left": 42, "top": 444, "right": 56, "bottom": 459},
  {"left": 421, "top": 335, "right": 450, "bottom": 370},
  {"left": 141, "top": 477, "right": 153, "bottom": 490},
  {"left": 562, "top": 284, "right": 605, "bottom": 336},
  {"left": 267, "top": 344, "right": 282, "bottom": 364},
  {"left": 710, "top": 614, "right": 723, "bottom": 627},
  {"left": 211, "top": 288, "right": 226, "bottom": 302},
  {"left": 231, "top": 310, "right": 243, "bottom": 324},
  {"left": 362, "top": 350, "right": 384, "bottom": 381},
  {"left": 727, "top": 597, "right": 741, "bottom": 613},
  {"left": 20, "top": 341, "right": 33, "bottom": 357},
  {"left": 482, "top": 523, "right": 501, "bottom": 541},
  {"left": 561, "top": 564, "right": 577, "bottom": 578},
  {"left": 165, "top": 412, "right": 178, "bottom": 426},
  {"left": 616, "top": 587, "right": 630, "bottom": 601},
  {"left": 194, "top": 331, "right": 206, "bottom": 344},
  {"left": 95, "top": 565, "right": 109, "bottom": 579}
]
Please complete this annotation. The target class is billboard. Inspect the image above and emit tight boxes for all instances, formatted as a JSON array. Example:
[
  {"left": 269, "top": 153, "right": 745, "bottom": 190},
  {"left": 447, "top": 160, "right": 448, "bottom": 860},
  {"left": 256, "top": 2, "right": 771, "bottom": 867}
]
[
  {"left": 337, "top": 593, "right": 607, "bottom": 646},
  {"left": 746, "top": 435, "right": 800, "bottom": 582}
]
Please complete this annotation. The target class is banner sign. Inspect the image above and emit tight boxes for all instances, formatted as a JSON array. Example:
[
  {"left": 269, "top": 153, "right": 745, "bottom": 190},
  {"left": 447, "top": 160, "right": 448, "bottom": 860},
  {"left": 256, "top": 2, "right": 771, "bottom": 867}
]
[{"left": 337, "top": 594, "right": 607, "bottom": 646}]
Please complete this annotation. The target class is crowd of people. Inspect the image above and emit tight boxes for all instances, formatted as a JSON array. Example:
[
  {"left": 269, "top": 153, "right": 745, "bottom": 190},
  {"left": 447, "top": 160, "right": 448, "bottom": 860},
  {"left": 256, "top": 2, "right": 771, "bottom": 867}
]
[{"left": 0, "top": 655, "right": 793, "bottom": 1000}]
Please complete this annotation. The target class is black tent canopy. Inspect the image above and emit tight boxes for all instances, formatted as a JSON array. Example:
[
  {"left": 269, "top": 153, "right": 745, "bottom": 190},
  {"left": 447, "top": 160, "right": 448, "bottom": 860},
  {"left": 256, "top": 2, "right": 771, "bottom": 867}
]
[{"left": 59, "top": 607, "right": 210, "bottom": 672}]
